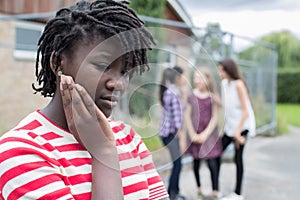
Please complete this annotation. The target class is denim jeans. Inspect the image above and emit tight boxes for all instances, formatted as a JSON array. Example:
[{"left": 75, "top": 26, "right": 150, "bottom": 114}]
[{"left": 162, "top": 134, "right": 182, "bottom": 198}]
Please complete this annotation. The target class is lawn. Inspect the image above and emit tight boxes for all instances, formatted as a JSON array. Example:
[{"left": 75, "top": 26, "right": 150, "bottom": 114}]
[{"left": 277, "top": 103, "right": 300, "bottom": 127}]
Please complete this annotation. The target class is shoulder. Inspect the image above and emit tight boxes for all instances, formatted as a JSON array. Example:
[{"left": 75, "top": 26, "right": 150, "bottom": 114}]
[
  {"left": 235, "top": 79, "right": 244, "bottom": 87},
  {"left": 235, "top": 80, "right": 247, "bottom": 92},
  {"left": 0, "top": 111, "right": 39, "bottom": 143},
  {"left": 187, "top": 91, "right": 195, "bottom": 101},
  {"left": 109, "top": 120, "right": 141, "bottom": 140},
  {"left": 221, "top": 79, "right": 228, "bottom": 86},
  {"left": 163, "top": 88, "right": 174, "bottom": 101}
]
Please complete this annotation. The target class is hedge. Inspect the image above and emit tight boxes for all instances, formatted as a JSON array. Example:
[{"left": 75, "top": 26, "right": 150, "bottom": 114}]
[{"left": 277, "top": 71, "right": 300, "bottom": 103}]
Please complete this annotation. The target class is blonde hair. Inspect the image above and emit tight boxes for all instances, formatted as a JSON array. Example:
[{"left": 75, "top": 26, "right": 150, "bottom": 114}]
[{"left": 194, "top": 67, "right": 218, "bottom": 94}]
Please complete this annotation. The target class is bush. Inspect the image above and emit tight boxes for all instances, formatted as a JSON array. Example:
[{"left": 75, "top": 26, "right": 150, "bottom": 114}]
[{"left": 277, "top": 70, "right": 300, "bottom": 103}]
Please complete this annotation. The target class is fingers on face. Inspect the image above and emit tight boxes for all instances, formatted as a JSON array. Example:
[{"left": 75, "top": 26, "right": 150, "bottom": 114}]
[
  {"left": 60, "top": 75, "right": 74, "bottom": 122},
  {"left": 74, "top": 84, "right": 97, "bottom": 118}
]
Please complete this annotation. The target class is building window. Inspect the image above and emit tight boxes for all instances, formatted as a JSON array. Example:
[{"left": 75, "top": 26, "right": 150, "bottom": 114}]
[
  {"left": 158, "top": 46, "right": 176, "bottom": 68},
  {"left": 14, "top": 21, "right": 44, "bottom": 60}
]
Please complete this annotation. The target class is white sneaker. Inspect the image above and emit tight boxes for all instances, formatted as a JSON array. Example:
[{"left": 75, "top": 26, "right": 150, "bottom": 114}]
[{"left": 220, "top": 192, "right": 244, "bottom": 200}]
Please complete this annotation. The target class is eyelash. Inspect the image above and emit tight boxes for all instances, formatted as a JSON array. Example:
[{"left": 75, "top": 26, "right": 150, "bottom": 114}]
[
  {"left": 94, "top": 63, "right": 128, "bottom": 76},
  {"left": 121, "top": 69, "right": 129, "bottom": 76},
  {"left": 93, "top": 63, "right": 108, "bottom": 71}
]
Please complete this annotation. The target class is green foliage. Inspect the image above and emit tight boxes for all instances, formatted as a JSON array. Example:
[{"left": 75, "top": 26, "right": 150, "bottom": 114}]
[
  {"left": 129, "top": 0, "right": 165, "bottom": 18},
  {"left": 239, "top": 30, "right": 300, "bottom": 68},
  {"left": 277, "top": 71, "right": 300, "bottom": 103},
  {"left": 238, "top": 44, "right": 273, "bottom": 63},
  {"left": 129, "top": 0, "right": 166, "bottom": 27},
  {"left": 261, "top": 31, "right": 300, "bottom": 68},
  {"left": 277, "top": 67, "right": 300, "bottom": 73}
]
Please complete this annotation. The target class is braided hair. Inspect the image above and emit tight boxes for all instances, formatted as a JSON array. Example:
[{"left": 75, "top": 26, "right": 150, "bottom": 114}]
[{"left": 33, "top": 0, "right": 155, "bottom": 97}]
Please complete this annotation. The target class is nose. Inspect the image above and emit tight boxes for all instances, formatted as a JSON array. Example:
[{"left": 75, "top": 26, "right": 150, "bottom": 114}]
[{"left": 106, "top": 74, "right": 127, "bottom": 92}]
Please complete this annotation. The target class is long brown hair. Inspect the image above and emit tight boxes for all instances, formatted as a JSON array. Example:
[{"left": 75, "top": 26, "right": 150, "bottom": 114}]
[
  {"left": 218, "top": 58, "right": 249, "bottom": 94},
  {"left": 159, "top": 66, "right": 183, "bottom": 106}
]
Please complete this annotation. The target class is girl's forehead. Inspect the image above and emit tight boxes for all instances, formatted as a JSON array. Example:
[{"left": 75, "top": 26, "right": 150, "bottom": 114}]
[{"left": 76, "top": 37, "right": 121, "bottom": 58}]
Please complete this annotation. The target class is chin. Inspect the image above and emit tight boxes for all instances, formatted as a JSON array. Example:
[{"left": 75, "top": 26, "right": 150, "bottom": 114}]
[
  {"left": 103, "top": 110, "right": 112, "bottom": 118},
  {"left": 97, "top": 105, "right": 112, "bottom": 118}
]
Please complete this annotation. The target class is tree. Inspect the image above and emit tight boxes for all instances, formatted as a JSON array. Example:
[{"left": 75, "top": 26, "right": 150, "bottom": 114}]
[
  {"left": 129, "top": 0, "right": 166, "bottom": 27},
  {"left": 129, "top": 0, "right": 166, "bottom": 18},
  {"left": 238, "top": 30, "right": 300, "bottom": 69},
  {"left": 261, "top": 31, "right": 300, "bottom": 68}
]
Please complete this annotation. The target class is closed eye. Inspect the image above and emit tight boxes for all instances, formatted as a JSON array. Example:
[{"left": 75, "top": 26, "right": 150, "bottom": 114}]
[{"left": 92, "top": 63, "right": 109, "bottom": 71}]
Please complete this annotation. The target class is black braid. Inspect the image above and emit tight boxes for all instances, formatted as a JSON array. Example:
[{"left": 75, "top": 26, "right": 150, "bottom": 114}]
[{"left": 33, "top": 0, "right": 155, "bottom": 97}]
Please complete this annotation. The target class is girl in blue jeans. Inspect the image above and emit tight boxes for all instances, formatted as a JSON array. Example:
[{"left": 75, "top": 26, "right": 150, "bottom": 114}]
[{"left": 159, "top": 66, "right": 186, "bottom": 200}]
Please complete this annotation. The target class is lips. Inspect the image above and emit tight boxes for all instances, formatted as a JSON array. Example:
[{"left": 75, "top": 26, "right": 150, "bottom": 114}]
[{"left": 98, "top": 95, "right": 119, "bottom": 109}]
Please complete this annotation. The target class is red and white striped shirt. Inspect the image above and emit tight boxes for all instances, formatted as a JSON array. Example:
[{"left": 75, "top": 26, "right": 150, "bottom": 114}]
[{"left": 0, "top": 111, "right": 168, "bottom": 200}]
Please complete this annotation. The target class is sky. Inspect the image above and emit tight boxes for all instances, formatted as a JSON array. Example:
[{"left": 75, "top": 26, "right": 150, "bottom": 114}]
[{"left": 178, "top": 0, "right": 300, "bottom": 40}]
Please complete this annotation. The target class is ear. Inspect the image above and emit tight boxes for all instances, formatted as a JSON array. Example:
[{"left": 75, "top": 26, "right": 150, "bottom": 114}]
[{"left": 50, "top": 51, "right": 63, "bottom": 76}]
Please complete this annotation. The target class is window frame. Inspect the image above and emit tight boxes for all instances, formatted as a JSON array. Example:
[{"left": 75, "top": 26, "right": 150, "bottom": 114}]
[{"left": 14, "top": 21, "right": 44, "bottom": 60}]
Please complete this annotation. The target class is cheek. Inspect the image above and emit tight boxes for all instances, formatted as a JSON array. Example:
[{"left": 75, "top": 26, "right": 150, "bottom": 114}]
[
  {"left": 78, "top": 70, "right": 105, "bottom": 100},
  {"left": 120, "top": 76, "right": 129, "bottom": 94},
  {"left": 219, "top": 71, "right": 224, "bottom": 78}
]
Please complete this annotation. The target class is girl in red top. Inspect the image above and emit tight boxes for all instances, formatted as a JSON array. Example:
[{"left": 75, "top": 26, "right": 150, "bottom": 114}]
[{"left": 0, "top": 1, "right": 168, "bottom": 199}]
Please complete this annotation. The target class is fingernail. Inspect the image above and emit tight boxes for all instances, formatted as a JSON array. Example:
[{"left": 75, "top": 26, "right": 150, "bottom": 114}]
[
  {"left": 66, "top": 76, "right": 72, "bottom": 85},
  {"left": 75, "top": 83, "right": 83, "bottom": 91},
  {"left": 60, "top": 74, "right": 66, "bottom": 84}
]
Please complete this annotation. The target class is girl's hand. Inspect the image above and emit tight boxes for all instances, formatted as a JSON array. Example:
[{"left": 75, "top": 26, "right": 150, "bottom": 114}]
[
  {"left": 60, "top": 75, "right": 123, "bottom": 199},
  {"left": 233, "top": 133, "right": 246, "bottom": 149},
  {"left": 193, "top": 132, "right": 208, "bottom": 144},
  {"left": 59, "top": 75, "right": 116, "bottom": 158}
]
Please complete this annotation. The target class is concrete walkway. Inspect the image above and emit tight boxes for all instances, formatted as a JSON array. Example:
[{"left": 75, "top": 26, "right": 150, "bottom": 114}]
[{"left": 152, "top": 126, "right": 300, "bottom": 200}]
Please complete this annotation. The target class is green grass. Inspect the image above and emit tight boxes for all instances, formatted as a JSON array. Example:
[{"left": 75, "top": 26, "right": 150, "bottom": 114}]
[
  {"left": 277, "top": 103, "right": 300, "bottom": 127},
  {"left": 129, "top": 117, "right": 163, "bottom": 151}
]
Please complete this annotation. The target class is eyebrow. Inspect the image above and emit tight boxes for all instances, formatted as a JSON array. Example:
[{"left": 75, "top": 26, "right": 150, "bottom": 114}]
[{"left": 86, "top": 51, "right": 117, "bottom": 65}]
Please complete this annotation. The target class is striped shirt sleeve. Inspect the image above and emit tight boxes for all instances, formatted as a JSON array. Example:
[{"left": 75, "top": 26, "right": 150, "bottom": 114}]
[
  {"left": 135, "top": 133, "right": 169, "bottom": 200},
  {"left": 0, "top": 131, "right": 77, "bottom": 200}
]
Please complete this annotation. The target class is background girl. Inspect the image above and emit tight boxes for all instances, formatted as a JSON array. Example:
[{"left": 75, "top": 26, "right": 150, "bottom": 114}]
[
  {"left": 218, "top": 58, "right": 256, "bottom": 200},
  {"left": 185, "top": 68, "right": 222, "bottom": 200},
  {"left": 159, "top": 66, "right": 186, "bottom": 200}
]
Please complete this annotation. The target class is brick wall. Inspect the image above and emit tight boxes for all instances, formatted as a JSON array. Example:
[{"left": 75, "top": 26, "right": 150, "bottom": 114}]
[
  {"left": 0, "top": 0, "right": 93, "bottom": 14},
  {"left": 0, "top": 19, "right": 49, "bottom": 134}
]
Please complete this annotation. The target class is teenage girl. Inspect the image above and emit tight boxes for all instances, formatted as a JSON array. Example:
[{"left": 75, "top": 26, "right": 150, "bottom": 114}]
[
  {"left": 218, "top": 58, "right": 256, "bottom": 200},
  {"left": 159, "top": 66, "right": 186, "bottom": 200},
  {"left": 185, "top": 68, "right": 222, "bottom": 200},
  {"left": 0, "top": 1, "right": 168, "bottom": 199}
]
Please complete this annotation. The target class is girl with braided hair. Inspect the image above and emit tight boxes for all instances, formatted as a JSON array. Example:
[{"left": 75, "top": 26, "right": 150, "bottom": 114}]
[{"left": 0, "top": 1, "right": 168, "bottom": 199}]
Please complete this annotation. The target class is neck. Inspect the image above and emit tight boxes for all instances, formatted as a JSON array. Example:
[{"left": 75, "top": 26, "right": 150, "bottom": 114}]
[
  {"left": 227, "top": 77, "right": 233, "bottom": 83},
  {"left": 193, "top": 88, "right": 209, "bottom": 98},
  {"left": 39, "top": 90, "right": 68, "bottom": 131}
]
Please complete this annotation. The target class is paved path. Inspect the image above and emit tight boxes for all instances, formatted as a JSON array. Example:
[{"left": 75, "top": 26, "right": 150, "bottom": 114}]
[{"left": 153, "top": 126, "right": 300, "bottom": 200}]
